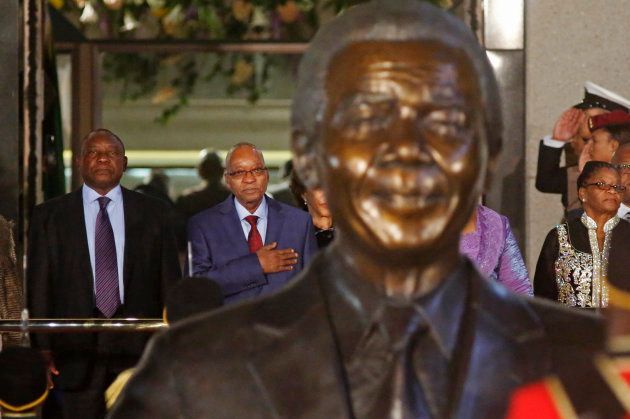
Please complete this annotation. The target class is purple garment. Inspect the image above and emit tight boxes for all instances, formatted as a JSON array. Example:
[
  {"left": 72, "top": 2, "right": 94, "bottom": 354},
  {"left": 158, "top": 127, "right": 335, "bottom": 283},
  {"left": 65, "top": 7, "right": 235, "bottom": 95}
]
[{"left": 459, "top": 205, "right": 532, "bottom": 295}]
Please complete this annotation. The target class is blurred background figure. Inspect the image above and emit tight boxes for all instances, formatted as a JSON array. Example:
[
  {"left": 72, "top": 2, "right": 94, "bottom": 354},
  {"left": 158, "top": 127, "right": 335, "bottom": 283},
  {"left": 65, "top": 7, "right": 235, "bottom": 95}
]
[
  {"left": 267, "top": 160, "right": 298, "bottom": 207},
  {"left": 0, "top": 215, "right": 23, "bottom": 348},
  {"left": 162, "top": 277, "right": 224, "bottom": 325},
  {"left": 612, "top": 142, "right": 630, "bottom": 220},
  {"left": 290, "top": 170, "right": 334, "bottom": 249},
  {"left": 534, "top": 161, "right": 630, "bottom": 307},
  {"left": 134, "top": 169, "right": 174, "bottom": 207},
  {"left": 175, "top": 148, "right": 230, "bottom": 221},
  {"left": 460, "top": 205, "right": 532, "bottom": 295},
  {"left": 0, "top": 346, "right": 49, "bottom": 418}
]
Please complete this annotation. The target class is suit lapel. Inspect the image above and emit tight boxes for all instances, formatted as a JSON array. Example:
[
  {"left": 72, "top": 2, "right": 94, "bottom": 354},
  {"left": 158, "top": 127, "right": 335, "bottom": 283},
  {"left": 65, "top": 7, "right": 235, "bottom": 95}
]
[
  {"left": 65, "top": 188, "right": 95, "bottom": 308},
  {"left": 453, "top": 274, "right": 552, "bottom": 417},
  {"left": 218, "top": 196, "right": 251, "bottom": 255},
  {"left": 246, "top": 274, "right": 351, "bottom": 418},
  {"left": 122, "top": 188, "right": 140, "bottom": 289},
  {"left": 264, "top": 197, "right": 284, "bottom": 246}
]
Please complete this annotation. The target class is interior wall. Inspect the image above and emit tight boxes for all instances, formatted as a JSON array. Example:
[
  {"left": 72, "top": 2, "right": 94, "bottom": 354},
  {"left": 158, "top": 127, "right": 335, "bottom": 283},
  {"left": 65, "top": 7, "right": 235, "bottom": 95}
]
[
  {"left": 525, "top": 0, "right": 630, "bottom": 275},
  {"left": 0, "top": 1, "right": 20, "bottom": 223}
]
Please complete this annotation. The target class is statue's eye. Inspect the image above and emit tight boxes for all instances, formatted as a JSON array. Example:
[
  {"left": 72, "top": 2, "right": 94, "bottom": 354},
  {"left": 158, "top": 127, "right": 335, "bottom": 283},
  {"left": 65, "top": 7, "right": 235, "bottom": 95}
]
[
  {"left": 422, "top": 109, "right": 468, "bottom": 137},
  {"left": 331, "top": 94, "right": 396, "bottom": 137}
]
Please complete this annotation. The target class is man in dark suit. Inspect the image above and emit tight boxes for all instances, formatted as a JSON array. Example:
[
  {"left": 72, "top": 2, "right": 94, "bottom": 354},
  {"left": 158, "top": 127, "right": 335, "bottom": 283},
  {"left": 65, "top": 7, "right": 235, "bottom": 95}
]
[
  {"left": 110, "top": 2, "right": 603, "bottom": 418},
  {"left": 27, "top": 129, "right": 180, "bottom": 419},
  {"left": 187, "top": 142, "right": 317, "bottom": 304}
]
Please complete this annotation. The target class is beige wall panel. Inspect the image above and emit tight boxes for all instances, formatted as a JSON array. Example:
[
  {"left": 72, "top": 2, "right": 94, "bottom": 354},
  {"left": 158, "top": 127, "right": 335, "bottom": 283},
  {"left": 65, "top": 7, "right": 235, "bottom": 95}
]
[{"left": 525, "top": 0, "right": 630, "bottom": 275}]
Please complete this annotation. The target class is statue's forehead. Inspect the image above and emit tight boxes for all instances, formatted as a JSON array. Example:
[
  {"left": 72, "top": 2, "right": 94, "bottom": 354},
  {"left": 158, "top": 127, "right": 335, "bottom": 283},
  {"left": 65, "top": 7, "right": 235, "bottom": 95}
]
[{"left": 324, "top": 40, "right": 479, "bottom": 103}]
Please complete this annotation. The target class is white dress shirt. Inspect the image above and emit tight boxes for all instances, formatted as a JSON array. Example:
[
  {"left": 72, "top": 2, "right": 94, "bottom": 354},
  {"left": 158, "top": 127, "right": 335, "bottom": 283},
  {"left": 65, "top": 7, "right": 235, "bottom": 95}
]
[
  {"left": 618, "top": 202, "right": 630, "bottom": 220},
  {"left": 542, "top": 135, "right": 566, "bottom": 149},
  {"left": 82, "top": 184, "right": 126, "bottom": 303},
  {"left": 234, "top": 196, "right": 269, "bottom": 244}
]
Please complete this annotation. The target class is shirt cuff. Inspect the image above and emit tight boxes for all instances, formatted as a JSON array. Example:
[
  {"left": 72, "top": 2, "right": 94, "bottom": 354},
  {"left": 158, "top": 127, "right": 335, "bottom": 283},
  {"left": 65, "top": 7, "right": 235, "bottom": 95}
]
[{"left": 542, "top": 135, "right": 566, "bottom": 148}]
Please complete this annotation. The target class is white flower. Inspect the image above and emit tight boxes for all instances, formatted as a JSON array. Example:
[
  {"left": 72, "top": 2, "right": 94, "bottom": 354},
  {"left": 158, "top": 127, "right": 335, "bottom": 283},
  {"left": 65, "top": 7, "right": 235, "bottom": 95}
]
[
  {"left": 122, "top": 10, "right": 139, "bottom": 31},
  {"left": 79, "top": 2, "right": 98, "bottom": 24},
  {"left": 162, "top": 5, "right": 184, "bottom": 36}
]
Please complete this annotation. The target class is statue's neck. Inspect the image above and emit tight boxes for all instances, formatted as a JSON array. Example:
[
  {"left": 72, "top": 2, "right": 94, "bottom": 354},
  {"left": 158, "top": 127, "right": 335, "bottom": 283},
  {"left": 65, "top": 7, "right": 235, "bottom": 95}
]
[{"left": 336, "top": 238, "right": 460, "bottom": 300}]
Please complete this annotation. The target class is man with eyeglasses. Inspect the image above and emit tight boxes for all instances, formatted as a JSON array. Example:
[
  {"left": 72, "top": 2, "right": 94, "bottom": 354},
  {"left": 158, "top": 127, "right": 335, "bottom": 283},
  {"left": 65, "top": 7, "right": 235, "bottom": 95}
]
[
  {"left": 187, "top": 142, "right": 317, "bottom": 304},
  {"left": 613, "top": 143, "right": 630, "bottom": 221}
]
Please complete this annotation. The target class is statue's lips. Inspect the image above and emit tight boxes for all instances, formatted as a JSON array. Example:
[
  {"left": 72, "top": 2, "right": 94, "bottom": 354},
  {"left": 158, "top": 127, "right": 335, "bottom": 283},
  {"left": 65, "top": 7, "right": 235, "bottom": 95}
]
[{"left": 369, "top": 188, "right": 444, "bottom": 210}]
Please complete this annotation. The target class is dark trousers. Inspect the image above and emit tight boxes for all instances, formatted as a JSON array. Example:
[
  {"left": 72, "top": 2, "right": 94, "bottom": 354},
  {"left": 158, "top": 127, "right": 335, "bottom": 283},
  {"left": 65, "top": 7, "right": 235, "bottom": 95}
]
[{"left": 57, "top": 353, "right": 136, "bottom": 419}]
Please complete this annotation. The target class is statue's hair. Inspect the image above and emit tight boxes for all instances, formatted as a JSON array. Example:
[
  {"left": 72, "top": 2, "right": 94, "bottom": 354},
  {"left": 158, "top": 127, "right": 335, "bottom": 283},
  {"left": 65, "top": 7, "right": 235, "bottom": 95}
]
[{"left": 291, "top": 0, "right": 502, "bottom": 159}]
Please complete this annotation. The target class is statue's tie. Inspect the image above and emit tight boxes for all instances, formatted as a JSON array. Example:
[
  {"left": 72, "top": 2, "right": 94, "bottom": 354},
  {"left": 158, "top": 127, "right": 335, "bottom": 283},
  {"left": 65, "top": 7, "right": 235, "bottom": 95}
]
[
  {"left": 245, "top": 215, "right": 263, "bottom": 253},
  {"left": 95, "top": 196, "right": 120, "bottom": 318},
  {"left": 348, "top": 303, "right": 435, "bottom": 419}
]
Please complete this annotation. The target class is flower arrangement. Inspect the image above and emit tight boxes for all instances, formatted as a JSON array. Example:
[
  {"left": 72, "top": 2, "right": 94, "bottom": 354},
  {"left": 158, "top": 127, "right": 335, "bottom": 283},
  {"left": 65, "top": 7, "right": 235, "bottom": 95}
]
[{"left": 50, "top": 0, "right": 452, "bottom": 122}]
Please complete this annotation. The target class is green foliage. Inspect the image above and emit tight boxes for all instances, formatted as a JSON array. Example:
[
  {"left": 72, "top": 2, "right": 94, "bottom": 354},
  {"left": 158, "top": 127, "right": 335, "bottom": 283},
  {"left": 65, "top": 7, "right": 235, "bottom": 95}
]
[{"left": 52, "top": 0, "right": 453, "bottom": 123}]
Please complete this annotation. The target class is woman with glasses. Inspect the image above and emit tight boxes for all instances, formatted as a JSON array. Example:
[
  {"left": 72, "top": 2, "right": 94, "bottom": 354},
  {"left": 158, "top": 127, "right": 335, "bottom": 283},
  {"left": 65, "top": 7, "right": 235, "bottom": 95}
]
[{"left": 534, "top": 161, "right": 630, "bottom": 308}]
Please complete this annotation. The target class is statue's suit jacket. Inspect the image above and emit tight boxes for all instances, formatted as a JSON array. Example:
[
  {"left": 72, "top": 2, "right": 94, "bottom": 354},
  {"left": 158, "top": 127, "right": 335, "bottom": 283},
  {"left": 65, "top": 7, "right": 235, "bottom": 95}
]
[
  {"left": 187, "top": 195, "right": 317, "bottom": 303},
  {"left": 27, "top": 187, "right": 181, "bottom": 390},
  {"left": 109, "top": 251, "right": 604, "bottom": 419}
]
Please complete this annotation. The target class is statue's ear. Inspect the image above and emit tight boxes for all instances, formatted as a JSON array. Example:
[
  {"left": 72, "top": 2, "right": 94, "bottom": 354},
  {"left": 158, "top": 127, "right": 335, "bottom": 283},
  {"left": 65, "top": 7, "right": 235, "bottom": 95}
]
[
  {"left": 482, "top": 126, "right": 501, "bottom": 193},
  {"left": 484, "top": 154, "right": 497, "bottom": 192},
  {"left": 291, "top": 129, "right": 321, "bottom": 189}
]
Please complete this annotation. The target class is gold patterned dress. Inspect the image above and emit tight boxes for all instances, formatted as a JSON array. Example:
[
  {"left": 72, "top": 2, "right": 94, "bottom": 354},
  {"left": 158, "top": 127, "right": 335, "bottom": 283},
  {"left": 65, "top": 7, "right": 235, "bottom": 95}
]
[{"left": 534, "top": 213, "right": 623, "bottom": 308}]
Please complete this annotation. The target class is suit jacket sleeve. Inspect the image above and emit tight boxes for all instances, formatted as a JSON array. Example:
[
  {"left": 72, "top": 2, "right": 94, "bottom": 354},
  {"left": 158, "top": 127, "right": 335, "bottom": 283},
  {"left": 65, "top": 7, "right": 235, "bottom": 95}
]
[
  {"left": 533, "top": 227, "right": 560, "bottom": 301},
  {"left": 26, "top": 205, "right": 52, "bottom": 350},
  {"left": 535, "top": 140, "right": 567, "bottom": 195},
  {"left": 108, "top": 332, "right": 180, "bottom": 418},
  {"left": 187, "top": 216, "right": 267, "bottom": 297},
  {"left": 299, "top": 217, "right": 318, "bottom": 270}
]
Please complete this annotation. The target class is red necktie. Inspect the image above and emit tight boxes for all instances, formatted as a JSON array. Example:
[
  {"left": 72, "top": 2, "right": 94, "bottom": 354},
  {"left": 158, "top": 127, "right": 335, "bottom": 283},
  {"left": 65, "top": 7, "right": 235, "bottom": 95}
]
[{"left": 245, "top": 215, "right": 263, "bottom": 253}]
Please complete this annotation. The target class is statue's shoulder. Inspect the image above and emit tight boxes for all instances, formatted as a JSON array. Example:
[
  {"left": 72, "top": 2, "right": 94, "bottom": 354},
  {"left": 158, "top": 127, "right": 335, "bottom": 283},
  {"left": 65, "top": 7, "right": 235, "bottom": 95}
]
[
  {"left": 473, "top": 267, "right": 604, "bottom": 350},
  {"left": 525, "top": 296, "right": 604, "bottom": 349},
  {"left": 164, "top": 264, "right": 325, "bottom": 360}
]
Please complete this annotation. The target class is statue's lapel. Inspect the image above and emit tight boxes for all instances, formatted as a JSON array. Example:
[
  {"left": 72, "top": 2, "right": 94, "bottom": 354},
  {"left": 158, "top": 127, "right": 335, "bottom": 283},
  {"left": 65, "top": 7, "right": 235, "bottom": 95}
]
[{"left": 247, "top": 283, "right": 352, "bottom": 418}]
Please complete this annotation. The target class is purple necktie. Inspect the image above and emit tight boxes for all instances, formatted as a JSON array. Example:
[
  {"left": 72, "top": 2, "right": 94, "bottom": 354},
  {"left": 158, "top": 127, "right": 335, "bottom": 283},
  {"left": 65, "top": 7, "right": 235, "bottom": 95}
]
[{"left": 95, "top": 196, "right": 120, "bottom": 318}]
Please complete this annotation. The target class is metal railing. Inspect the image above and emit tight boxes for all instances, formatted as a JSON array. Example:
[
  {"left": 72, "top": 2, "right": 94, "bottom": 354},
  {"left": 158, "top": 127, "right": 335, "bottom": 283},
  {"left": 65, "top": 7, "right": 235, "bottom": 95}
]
[{"left": 0, "top": 318, "right": 166, "bottom": 333}]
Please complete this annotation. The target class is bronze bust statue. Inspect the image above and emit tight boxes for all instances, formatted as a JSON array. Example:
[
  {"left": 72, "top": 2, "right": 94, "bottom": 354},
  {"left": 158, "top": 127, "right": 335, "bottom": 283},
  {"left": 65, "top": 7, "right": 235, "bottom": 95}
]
[{"left": 110, "top": 1, "right": 603, "bottom": 418}]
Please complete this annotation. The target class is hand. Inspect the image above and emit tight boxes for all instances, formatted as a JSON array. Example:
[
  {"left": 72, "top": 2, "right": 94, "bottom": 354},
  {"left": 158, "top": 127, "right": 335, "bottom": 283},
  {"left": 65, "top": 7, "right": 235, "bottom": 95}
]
[
  {"left": 41, "top": 350, "right": 60, "bottom": 390},
  {"left": 256, "top": 242, "right": 298, "bottom": 274},
  {"left": 552, "top": 108, "right": 583, "bottom": 142},
  {"left": 578, "top": 140, "right": 593, "bottom": 173}
]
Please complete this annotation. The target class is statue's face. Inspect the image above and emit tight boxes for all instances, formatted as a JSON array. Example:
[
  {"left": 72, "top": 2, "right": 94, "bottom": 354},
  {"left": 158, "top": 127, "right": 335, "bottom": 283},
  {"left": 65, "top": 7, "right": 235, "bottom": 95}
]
[{"left": 319, "top": 40, "right": 487, "bottom": 258}]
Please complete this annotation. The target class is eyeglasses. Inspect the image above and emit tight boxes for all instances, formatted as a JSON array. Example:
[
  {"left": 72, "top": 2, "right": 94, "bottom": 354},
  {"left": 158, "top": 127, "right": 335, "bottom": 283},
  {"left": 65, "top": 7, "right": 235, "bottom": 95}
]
[
  {"left": 614, "top": 163, "right": 630, "bottom": 170},
  {"left": 582, "top": 181, "right": 627, "bottom": 193},
  {"left": 226, "top": 167, "right": 268, "bottom": 179},
  {"left": 84, "top": 150, "right": 123, "bottom": 159}
]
